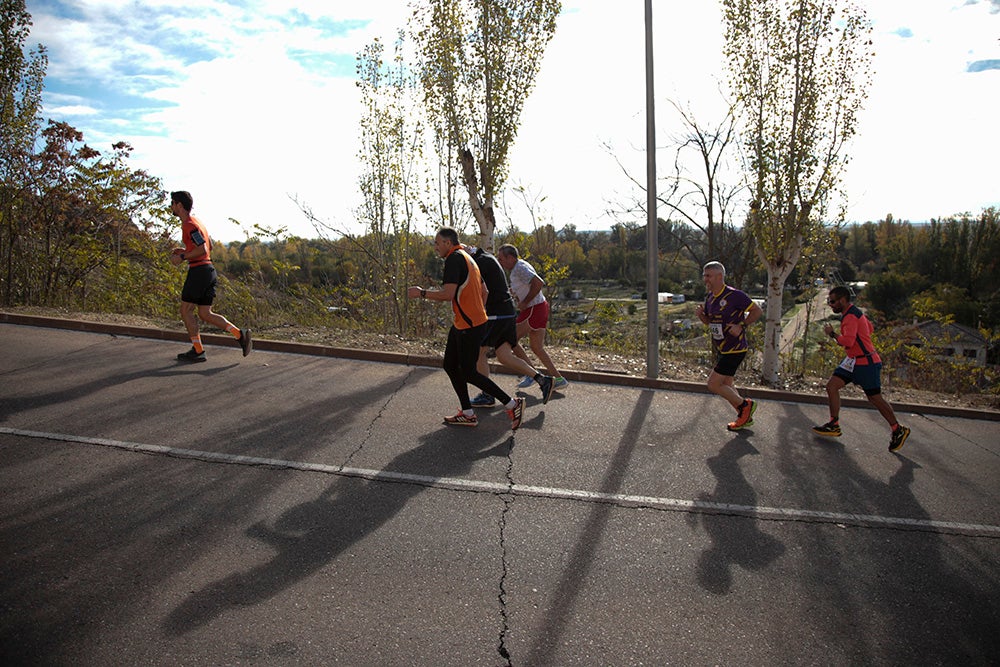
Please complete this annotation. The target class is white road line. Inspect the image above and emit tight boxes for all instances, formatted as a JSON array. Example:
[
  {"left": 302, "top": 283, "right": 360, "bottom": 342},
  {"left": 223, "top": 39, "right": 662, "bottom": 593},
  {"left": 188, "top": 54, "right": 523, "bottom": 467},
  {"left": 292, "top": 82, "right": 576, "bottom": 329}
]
[{"left": 3, "top": 426, "right": 998, "bottom": 538}]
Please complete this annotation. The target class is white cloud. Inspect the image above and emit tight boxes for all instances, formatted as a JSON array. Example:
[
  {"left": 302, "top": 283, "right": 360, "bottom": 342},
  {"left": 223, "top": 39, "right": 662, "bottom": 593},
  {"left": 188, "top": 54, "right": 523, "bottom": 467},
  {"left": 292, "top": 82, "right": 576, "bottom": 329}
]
[
  {"left": 46, "top": 104, "right": 99, "bottom": 116},
  {"left": 29, "top": 0, "right": 404, "bottom": 240},
  {"left": 27, "top": 0, "right": 1000, "bottom": 243},
  {"left": 842, "top": 0, "right": 1000, "bottom": 222}
]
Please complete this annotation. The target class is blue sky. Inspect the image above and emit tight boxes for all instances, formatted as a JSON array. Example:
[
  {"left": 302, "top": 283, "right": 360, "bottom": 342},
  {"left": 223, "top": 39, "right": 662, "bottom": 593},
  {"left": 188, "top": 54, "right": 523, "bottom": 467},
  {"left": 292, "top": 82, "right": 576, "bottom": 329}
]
[{"left": 26, "top": 0, "right": 1000, "bottom": 242}]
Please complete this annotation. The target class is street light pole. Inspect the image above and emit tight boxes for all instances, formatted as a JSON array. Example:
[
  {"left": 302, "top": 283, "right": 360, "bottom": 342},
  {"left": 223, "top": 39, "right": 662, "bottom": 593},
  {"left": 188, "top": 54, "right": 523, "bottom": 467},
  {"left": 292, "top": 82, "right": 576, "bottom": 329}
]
[{"left": 644, "top": 0, "right": 659, "bottom": 379}]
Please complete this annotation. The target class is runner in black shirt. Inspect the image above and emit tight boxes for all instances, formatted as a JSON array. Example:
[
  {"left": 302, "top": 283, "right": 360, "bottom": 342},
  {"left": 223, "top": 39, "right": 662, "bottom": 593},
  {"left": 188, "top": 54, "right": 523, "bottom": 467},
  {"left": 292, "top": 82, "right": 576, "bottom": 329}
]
[{"left": 467, "top": 246, "right": 554, "bottom": 407}]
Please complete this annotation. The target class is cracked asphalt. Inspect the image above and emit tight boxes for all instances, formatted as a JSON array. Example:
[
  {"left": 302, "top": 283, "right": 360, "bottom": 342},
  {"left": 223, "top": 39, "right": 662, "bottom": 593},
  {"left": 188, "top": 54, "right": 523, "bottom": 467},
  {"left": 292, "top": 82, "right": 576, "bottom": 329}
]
[{"left": 1, "top": 323, "right": 999, "bottom": 666}]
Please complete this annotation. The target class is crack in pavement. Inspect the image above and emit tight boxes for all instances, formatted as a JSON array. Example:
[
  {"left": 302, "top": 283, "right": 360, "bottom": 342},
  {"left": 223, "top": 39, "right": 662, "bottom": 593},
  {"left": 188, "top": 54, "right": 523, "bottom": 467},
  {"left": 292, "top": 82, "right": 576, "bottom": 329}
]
[
  {"left": 5, "top": 426, "right": 997, "bottom": 538},
  {"left": 496, "top": 435, "right": 516, "bottom": 667},
  {"left": 338, "top": 367, "right": 416, "bottom": 472},
  {"left": 922, "top": 413, "right": 1000, "bottom": 457}
]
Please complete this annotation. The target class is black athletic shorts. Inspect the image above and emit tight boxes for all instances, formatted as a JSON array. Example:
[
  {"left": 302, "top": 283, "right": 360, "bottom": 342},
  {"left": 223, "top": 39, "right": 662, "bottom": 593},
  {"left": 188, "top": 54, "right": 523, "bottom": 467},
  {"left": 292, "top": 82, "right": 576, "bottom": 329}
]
[
  {"left": 480, "top": 317, "right": 518, "bottom": 350},
  {"left": 713, "top": 351, "right": 747, "bottom": 377},
  {"left": 181, "top": 264, "right": 218, "bottom": 306}
]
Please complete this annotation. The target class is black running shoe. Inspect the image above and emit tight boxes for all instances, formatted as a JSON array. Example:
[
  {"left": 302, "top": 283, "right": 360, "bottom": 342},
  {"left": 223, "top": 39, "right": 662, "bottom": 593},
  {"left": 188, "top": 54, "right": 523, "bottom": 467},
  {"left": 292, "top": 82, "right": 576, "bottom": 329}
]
[
  {"left": 889, "top": 425, "right": 910, "bottom": 452},
  {"left": 538, "top": 375, "right": 555, "bottom": 405},
  {"left": 177, "top": 347, "right": 207, "bottom": 363},
  {"left": 812, "top": 421, "right": 842, "bottom": 437},
  {"left": 239, "top": 328, "right": 253, "bottom": 357}
]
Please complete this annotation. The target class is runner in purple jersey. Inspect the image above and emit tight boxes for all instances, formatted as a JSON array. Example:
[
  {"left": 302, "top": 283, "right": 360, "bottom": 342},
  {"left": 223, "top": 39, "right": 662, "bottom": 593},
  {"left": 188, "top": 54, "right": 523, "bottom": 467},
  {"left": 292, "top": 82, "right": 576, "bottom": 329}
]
[{"left": 694, "top": 261, "right": 763, "bottom": 431}]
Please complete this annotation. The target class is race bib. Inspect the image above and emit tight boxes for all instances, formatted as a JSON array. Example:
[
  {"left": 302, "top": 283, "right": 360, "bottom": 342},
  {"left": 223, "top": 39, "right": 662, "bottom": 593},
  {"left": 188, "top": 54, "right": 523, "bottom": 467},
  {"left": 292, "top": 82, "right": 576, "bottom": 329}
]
[
  {"left": 838, "top": 356, "right": 856, "bottom": 373},
  {"left": 710, "top": 323, "right": 724, "bottom": 340}
]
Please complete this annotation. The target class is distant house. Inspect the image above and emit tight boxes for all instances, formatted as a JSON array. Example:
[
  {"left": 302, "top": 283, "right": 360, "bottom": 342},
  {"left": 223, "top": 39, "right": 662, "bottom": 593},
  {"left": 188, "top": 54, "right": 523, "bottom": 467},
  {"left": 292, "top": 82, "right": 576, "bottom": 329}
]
[
  {"left": 657, "top": 292, "right": 685, "bottom": 304},
  {"left": 899, "top": 320, "right": 988, "bottom": 366}
]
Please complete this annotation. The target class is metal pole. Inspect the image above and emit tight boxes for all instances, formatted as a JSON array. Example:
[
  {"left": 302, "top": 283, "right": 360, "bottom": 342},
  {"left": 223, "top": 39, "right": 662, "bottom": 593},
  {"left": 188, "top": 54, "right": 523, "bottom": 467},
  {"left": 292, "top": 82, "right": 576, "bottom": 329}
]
[{"left": 644, "top": 0, "right": 659, "bottom": 379}]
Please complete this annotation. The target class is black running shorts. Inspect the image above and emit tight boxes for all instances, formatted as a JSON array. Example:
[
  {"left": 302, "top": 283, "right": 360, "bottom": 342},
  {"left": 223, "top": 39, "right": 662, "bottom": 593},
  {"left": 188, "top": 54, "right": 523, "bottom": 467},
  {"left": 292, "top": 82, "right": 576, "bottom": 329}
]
[
  {"left": 713, "top": 351, "right": 747, "bottom": 377},
  {"left": 181, "top": 264, "right": 218, "bottom": 306},
  {"left": 480, "top": 317, "right": 518, "bottom": 350}
]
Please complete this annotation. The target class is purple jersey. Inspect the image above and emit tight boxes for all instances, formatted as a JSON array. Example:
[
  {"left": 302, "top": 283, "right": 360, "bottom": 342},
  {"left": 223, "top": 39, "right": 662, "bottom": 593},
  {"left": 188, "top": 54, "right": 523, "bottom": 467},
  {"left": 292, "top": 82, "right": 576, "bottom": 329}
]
[{"left": 704, "top": 285, "right": 753, "bottom": 353}]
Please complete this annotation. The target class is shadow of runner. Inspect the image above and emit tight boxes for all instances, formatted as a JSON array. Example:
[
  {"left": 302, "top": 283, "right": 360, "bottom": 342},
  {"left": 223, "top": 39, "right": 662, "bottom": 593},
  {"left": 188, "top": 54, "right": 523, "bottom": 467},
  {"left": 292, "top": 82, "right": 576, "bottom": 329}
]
[
  {"left": 772, "top": 407, "right": 1000, "bottom": 663},
  {"left": 163, "top": 427, "right": 512, "bottom": 636},
  {"left": 0, "top": 371, "right": 425, "bottom": 666},
  {"left": 525, "top": 390, "right": 653, "bottom": 667},
  {"left": 689, "top": 435, "right": 786, "bottom": 595},
  {"left": 869, "top": 455, "right": 1000, "bottom": 662}
]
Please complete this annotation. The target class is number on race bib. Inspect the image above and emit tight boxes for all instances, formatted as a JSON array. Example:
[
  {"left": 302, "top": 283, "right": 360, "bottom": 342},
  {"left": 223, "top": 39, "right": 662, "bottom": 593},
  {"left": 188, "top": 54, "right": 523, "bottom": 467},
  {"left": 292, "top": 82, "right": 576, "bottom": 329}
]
[{"left": 838, "top": 356, "right": 856, "bottom": 372}]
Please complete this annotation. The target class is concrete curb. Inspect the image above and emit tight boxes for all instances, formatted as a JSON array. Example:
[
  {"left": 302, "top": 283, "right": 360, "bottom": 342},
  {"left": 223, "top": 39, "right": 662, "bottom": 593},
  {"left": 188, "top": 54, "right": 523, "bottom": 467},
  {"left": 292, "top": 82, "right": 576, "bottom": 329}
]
[{"left": 3, "top": 311, "right": 998, "bottom": 422}]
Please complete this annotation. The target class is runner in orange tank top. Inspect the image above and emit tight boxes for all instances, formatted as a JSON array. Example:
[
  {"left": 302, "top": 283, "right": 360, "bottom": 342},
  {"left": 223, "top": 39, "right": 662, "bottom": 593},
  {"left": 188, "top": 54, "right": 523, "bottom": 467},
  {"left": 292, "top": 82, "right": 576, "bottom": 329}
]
[
  {"left": 407, "top": 227, "right": 525, "bottom": 430},
  {"left": 169, "top": 191, "right": 252, "bottom": 363}
]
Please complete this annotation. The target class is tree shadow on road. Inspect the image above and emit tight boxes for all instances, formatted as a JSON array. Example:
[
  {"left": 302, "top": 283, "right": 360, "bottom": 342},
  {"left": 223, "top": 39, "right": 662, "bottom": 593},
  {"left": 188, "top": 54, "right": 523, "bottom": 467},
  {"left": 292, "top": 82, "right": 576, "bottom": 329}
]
[
  {"left": 0, "top": 359, "right": 237, "bottom": 422},
  {"left": 525, "top": 390, "right": 653, "bottom": 667}
]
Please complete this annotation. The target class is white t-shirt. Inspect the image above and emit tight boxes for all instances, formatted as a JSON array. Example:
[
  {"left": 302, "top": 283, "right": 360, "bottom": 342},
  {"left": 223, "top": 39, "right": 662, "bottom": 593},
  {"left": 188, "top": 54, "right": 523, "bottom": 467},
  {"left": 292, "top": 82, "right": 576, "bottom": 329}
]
[{"left": 509, "top": 258, "right": 546, "bottom": 308}]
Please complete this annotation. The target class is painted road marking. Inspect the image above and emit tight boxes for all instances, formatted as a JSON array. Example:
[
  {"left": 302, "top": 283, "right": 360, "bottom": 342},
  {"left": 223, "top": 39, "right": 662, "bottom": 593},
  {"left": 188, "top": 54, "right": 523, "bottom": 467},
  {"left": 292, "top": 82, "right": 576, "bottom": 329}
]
[{"left": 3, "top": 426, "right": 998, "bottom": 538}]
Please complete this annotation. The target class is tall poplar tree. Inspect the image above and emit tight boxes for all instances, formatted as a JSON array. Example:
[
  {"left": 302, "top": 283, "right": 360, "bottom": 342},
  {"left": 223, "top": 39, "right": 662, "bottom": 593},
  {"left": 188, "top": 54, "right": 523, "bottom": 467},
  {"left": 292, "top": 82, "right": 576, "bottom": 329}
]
[
  {"left": 356, "top": 33, "right": 425, "bottom": 333},
  {"left": 413, "top": 0, "right": 560, "bottom": 250},
  {"left": 722, "top": 0, "right": 873, "bottom": 384}
]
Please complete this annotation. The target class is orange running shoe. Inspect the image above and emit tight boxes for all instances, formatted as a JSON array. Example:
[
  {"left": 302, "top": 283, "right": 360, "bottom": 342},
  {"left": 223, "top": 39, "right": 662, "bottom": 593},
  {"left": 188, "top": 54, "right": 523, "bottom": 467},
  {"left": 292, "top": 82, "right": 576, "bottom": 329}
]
[{"left": 727, "top": 399, "right": 757, "bottom": 431}]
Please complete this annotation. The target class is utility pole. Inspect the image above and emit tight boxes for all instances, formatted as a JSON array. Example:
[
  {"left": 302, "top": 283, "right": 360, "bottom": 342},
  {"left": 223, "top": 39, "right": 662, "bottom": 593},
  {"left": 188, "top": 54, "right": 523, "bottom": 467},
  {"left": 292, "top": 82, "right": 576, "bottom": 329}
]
[{"left": 644, "top": 0, "right": 659, "bottom": 379}]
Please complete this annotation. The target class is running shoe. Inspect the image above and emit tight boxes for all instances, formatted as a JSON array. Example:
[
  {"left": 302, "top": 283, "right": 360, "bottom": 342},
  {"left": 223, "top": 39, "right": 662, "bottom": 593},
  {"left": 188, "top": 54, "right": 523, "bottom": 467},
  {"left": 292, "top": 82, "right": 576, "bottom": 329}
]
[
  {"left": 889, "top": 424, "right": 911, "bottom": 452},
  {"left": 444, "top": 412, "right": 478, "bottom": 427},
  {"left": 470, "top": 392, "right": 496, "bottom": 407},
  {"left": 553, "top": 376, "right": 569, "bottom": 391},
  {"left": 177, "top": 347, "right": 207, "bottom": 363},
  {"left": 507, "top": 397, "right": 525, "bottom": 431},
  {"left": 239, "top": 328, "right": 253, "bottom": 356},
  {"left": 516, "top": 375, "right": 534, "bottom": 389},
  {"left": 812, "top": 421, "right": 842, "bottom": 437},
  {"left": 538, "top": 375, "right": 555, "bottom": 405},
  {"left": 727, "top": 399, "right": 757, "bottom": 431}
]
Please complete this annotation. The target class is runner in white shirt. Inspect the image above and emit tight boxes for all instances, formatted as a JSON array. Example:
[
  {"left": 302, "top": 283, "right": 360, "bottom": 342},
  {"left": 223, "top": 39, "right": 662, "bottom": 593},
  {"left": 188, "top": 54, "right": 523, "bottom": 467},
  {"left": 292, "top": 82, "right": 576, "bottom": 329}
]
[{"left": 497, "top": 244, "right": 568, "bottom": 392}]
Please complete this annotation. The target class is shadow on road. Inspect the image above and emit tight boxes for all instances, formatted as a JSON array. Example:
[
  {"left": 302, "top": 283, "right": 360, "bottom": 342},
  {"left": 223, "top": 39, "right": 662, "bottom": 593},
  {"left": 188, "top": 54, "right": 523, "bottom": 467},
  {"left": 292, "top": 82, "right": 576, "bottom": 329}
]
[
  {"left": 525, "top": 389, "right": 654, "bottom": 666},
  {"left": 689, "top": 435, "right": 786, "bottom": 595},
  {"left": 773, "top": 404, "right": 1000, "bottom": 663},
  {"left": 163, "top": 421, "right": 512, "bottom": 636}
]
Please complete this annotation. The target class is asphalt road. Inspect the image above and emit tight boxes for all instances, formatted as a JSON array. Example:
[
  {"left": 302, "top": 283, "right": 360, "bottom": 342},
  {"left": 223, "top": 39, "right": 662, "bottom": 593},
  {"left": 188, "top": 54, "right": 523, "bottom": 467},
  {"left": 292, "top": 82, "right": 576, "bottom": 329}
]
[{"left": 1, "top": 322, "right": 998, "bottom": 666}]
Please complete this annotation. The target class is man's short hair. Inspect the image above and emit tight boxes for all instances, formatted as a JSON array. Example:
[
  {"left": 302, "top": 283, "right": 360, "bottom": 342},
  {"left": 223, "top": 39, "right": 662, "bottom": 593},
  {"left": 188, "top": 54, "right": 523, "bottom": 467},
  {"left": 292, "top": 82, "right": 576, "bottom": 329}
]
[
  {"left": 171, "top": 191, "right": 193, "bottom": 212},
  {"left": 829, "top": 285, "right": 852, "bottom": 301},
  {"left": 703, "top": 261, "right": 726, "bottom": 275},
  {"left": 436, "top": 227, "right": 460, "bottom": 245},
  {"left": 498, "top": 244, "right": 520, "bottom": 259}
]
